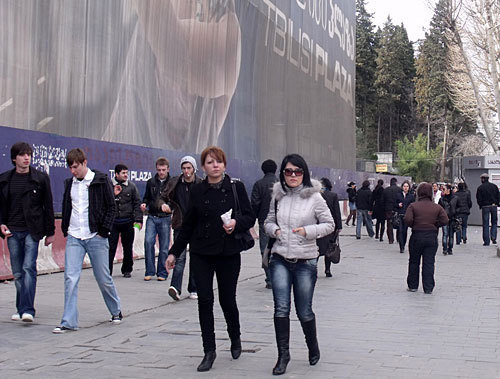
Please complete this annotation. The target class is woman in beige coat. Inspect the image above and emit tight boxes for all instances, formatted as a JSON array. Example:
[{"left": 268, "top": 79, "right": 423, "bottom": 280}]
[{"left": 265, "top": 154, "right": 334, "bottom": 375}]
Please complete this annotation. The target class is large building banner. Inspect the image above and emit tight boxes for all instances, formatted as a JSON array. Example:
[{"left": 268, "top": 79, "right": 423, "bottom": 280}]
[{"left": 0, "top": 0, "right": 355, "bottom": 168}]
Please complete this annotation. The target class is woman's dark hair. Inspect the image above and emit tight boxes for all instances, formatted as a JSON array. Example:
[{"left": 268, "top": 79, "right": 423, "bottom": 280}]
[
  {"left": 362, "top": 180, "right": 370, "bottom": 188},
  {"left": 279, "top": 154, "right": 312, "bottom": 191},
  {"left": 376, "top": 179, "right": 384, "bottom": 187},
  {"left": 401, "top": 180, "right": 411, "bottom": 190},
  {"left": 416, "top": 182, "right": 433, "bottom": 200},
  {"left": 320, "top": 177, "right": 332, "bottom": 191}
]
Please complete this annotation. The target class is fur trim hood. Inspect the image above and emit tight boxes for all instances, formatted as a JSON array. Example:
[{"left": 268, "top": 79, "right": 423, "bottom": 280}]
[{"left": 272, "top": 179, "right": 322, "bottom": 201}]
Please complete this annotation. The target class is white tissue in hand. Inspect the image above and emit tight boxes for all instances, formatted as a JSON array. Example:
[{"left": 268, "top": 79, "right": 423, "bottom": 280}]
[{"left": 221, "top": 209, "right": 233, "bottom": 225}]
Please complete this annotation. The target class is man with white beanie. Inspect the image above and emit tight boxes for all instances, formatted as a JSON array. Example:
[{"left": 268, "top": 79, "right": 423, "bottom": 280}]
[{"left": 159, "top": 156, "right": 202, "bottom": 300}]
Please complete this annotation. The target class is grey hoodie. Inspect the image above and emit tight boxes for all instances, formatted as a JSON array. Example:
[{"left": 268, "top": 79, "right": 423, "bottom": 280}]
[{"left": 264, "top": 179, "right": 334, "bottom": 260}]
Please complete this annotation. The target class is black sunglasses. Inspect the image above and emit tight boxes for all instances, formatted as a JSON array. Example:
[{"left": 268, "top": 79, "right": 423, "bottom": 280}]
[{"left": 283, "top": 168, "right": 304, "bottom": 177}]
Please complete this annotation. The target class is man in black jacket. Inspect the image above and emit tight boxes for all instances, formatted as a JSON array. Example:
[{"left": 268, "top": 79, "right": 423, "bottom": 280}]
[
  {"left": 0, "top": 142, "right": 55, "bottom": 323},
  {"left": 251, "top": 159, "right": 278, "bottom": 289},
  {"left": 53, "top": 148, "right": 122, "bottom": 333},
  {"left": 317, "top": 178, "right": 342, "bottom": 277},
  {"left": 476, "top": 173, "right": 500, "bottom": 246},
  {"left": 141, "top": 157, "right": 171, "bottom": 281},
  {"left": 159, "top": 156, "right": 202, "bottom": 300},
  {"left": 108, "top": 164, "right": 143, "bottom": 277},
  {"left": 455, "top": 182, "right": 472, "bottom": 245},
  {"left": 355, "top": 180, "right": 375, "bottom": 239},
  {"left": 383, "top": 177, "right": 402, "bottom": 244}
]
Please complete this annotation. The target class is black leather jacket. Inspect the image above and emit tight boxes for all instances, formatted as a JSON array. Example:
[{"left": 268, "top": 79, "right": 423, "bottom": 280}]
[{"left": 0, "top": 167, "right": 55, "bottom": 241}]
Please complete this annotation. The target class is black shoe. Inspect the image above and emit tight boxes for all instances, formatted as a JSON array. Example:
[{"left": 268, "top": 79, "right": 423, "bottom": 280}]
[
  {"left": 483, "top": 243, "right": 490, "bottom": 246},
  {"left": 400, "top": 249, "right": 404, "bottom": 254},
  {"left": 379, "top": 238, "right": 383, "bottom": 242},
  {"left": 265, "top": 282, "right": 272, "bottom": 289},
  {"left": 456, "top": 242, "right": 460, "bottom": 245},
  {"left": 123, "top": 272, "right": 131, "bottom": 278},
  {"left": 356, "top": 236, "right": 361, "bottom": 240},
  {"left": 230, "top": 338, "right": 242, "bottom": 359},
  {"left": 325, "top": 271, "right": 332, "bottom": 278},
  {"left": 448, "top": 250, "right": 453, "bottom": 255},
  {"left": 463, "top": 238, "right": 467, "bottom": 244},
  {"left": 197, "top": 351, "right": 216, "bottom": 372},
  {"left": 492, "top": 239, "right": 497, "bottom": 244},
  {"left": 443, "top": 251, "right": 447, "bottom": 255},
  {"left": 273, "top": 317, "right": 290, "bottom": 376},
  {"left": 424, "top": 290, "right": 433, "bottom": 294},
  {"left": 300, "top": 318, "right": 320, "bottom": 366},
  {"left": 375, "top": 234, "right": 379, "bottom": 239}
]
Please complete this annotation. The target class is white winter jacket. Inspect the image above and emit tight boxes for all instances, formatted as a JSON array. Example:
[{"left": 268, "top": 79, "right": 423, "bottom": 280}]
[{"left": 264, "top": 179, "right": 334, "bottom": 260}]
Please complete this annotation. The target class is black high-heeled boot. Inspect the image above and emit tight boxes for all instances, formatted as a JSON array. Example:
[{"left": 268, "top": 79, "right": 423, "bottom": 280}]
[
  {"left": 197, "top": 351, "right": 216, "bottom": 372},
  {"left": 272, "top": 317, "right": 290, "bottom": 375},
  {"left": 230, "top": 337, "right": 242, "bottom": 359},
  {"left": 300, "top": 317, "right": 320, "bottom": 365}
]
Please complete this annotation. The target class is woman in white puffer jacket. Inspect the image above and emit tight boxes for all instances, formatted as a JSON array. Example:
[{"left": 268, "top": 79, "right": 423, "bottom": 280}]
[{"left": 264, "top": 154, "right": 334, "bottom": 376}]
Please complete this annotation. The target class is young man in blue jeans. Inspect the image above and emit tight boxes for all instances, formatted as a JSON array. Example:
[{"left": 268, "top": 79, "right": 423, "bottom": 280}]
[
  {"left": 0, "top": 142, "right": 55, "bottom": 323},
  {"left": 141, "top": 157, "right": 171, "bottom": 281},
  {"left": 53, "top": 148, "right": 122, "bottom": 333}
]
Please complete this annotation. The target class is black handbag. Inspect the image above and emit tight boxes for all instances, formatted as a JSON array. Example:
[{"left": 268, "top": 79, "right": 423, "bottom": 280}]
[
  {"left": 391, "top": 211, "right": 401, "bottom": 229},
  {"left": 262, "top": 200, "right": 278, "bottom": 269},
  {"left": 230, "top": 180, "right": 255, "bottom": 251},
  {"left": 325, "top": 230, "right": 341, "bottom": 264}
]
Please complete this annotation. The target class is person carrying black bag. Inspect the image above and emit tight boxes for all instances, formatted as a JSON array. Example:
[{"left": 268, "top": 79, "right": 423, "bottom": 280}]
[
  {"left": 166, "top": 146, "right": 255, "bottom": 373},
  {"left": 317, "top": 178, "right": 342, "bottom": 277}
]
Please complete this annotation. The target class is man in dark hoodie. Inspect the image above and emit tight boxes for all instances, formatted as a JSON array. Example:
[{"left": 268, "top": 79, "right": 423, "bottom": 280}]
[
  {"left": 159, "top": 156, "right": 202, "bottom": 300},
  {"left": 251, "top": 159, "right": 278, "bottom": 288},
  {"left": 439, "top": 184, "right": 458, "bottom": 255},
  {"left": 141, "top": 157, "right": 171, "bottom": 281},
  {"left": 383, "top": 177, "right": 402, "bottom": 244},
  {"left": 53, "top": 148, "right": 122, "bottom": 333},
  {"left": 404, "top": 182, "right": 448, "bottom": 294},
  {"left": 355, "top": 180, "right": 375, "bottom": 239},
  {"left": 476, "top": 173, "right": 500, "bottom": 246},
  {"left": 454, "top": 182, "right": 472, "bottom": 245}
]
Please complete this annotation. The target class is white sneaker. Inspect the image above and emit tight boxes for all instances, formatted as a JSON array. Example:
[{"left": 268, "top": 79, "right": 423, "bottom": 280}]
[
  {"left": 168, "top": 286, "right": 180, "bottom": 301},
  {"left": 189, "top": 292, "right": 198, "bottom": 300},
  {"left": 11, "top": 313, "right": 21, "bottom": 321},
  {"left": 21, "top": 313, "right": 34, "bottom": 322}
]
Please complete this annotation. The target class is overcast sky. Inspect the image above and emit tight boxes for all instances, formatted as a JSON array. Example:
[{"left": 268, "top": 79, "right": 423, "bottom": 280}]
[{"left": 366, "top": 0, "right": 436, "bottom": 42}]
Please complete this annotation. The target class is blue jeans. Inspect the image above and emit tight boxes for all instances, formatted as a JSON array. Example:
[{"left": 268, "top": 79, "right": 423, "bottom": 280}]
[
  {"left": 270, "top": 254, "right": 317, "bottom": 322},
  {"left": 259, "top": 223, "right": 271, "bottom": 285},
  {"left": 144, "top": 215, "right": 171, "bottom": 278},
  {"left": 356, "top": 209, "right": 375, "bottom": 238},
  {"left": 442, "top": 224, "right": 454, "bottom": 252},
  {"left": 482, "top": 206, "right": 497, "bottom": 245},
  {"left": 61, "top": 235, "right": 121, "bottom": 329},
  {"left": 455, "top": 214, "right": 468, "bottom": 243},
  {"left": 7, "top": 232, "right": 39, "bottom": 316},
  {"left": 170, "top": 229, "right": 196, "bottom": 294}
]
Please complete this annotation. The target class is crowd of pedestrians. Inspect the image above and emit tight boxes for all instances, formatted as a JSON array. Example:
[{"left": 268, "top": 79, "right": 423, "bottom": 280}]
[{"left": 1, "top": 140, "right": 498, "bottom": 375}]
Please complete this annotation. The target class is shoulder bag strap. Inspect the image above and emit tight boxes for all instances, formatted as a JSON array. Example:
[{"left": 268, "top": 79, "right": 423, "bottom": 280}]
[{"left": 231, "top": 180, "right": 241, "bottom": 215}]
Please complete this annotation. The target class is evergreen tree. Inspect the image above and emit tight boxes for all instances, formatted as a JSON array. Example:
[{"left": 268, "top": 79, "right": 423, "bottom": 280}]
[
  {"left": 374, "top": 18, "right": 416, "bottom": 152},
  {"left": 414, "top": 0, "right": 475, "bottom": 179}
]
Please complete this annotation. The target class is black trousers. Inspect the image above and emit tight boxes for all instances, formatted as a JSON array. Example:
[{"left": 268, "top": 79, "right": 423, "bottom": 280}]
[
  {"left": 385, "top": 211, "right": 394, "bottom": 243},
  {"left": 191, "top": 253, "right": 241, "bottom": 353},
  {"left": 407, "top": 230, "right": 438, "bottom": 292},
  {"left": 109, "top": 221, "right": 135, "bottom": 275}
]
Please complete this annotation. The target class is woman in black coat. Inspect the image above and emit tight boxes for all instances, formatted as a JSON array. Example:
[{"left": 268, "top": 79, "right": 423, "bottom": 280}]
[
  {"left": 317, "top": 178, "right": 342, "bottom": 277},
  {"left": 166, "top": 146, "right": 256, "bottom": 372},
  {"left": 372, "top": 179, "right": 385, "bottom": 242}
]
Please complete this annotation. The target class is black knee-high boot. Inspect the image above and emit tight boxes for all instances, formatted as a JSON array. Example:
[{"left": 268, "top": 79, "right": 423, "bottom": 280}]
[
  {"left": 300, "top": 317, "right": 320, "bottom": 365},
  {"left": 272, "top": 317, "right": 290, "bottom": 375}
]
